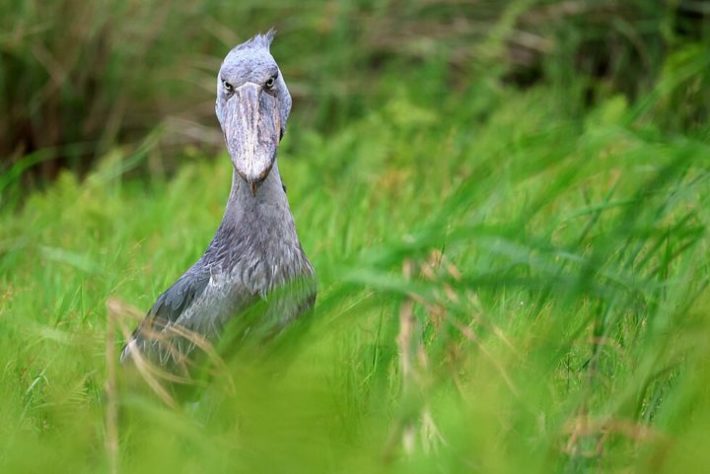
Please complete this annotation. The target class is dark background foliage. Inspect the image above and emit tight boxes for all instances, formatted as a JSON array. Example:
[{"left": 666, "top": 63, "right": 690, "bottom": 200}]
[{"left": 1, "top": 0, "right": 707, "bottom": 187}]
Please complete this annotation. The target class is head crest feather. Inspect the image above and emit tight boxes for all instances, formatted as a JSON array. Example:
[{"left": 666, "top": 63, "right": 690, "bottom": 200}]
[{"left": 235, "top": 28, "right": 276, "bottom": 51}]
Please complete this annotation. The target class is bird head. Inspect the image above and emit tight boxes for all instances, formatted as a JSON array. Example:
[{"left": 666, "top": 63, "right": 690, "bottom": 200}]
[{"left": 215, "top": 30, "right": 292, "bottom": 191}]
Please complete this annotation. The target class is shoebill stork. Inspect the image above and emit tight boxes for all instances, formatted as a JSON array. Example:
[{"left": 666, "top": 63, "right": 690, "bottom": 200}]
[{"left": 121, "top": 31, "right": 316, "bottom": 371}]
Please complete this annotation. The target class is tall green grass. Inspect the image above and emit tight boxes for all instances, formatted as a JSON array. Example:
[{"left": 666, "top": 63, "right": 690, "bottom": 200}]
[
  {"left": 0, "top": 71, "right": 707, "bottom": 472},
  {"left": 1, "top": 1, "right": 708, "bottom": 472},
  {"left": 2, "top": 0, "right": 706, "bottom": 187}
]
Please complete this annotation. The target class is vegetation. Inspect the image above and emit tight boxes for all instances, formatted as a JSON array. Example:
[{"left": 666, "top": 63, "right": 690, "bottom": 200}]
[{"left": 0, "top": 1, "right": 708, "bottom": 473}]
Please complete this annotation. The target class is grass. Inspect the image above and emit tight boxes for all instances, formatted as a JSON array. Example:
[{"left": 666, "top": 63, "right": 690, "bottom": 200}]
[
  {"left": 3, "top": 0, "right": 706, "bottom": 184},
  {"left": 0, "top": 66, "right": 708, "bottom": 473},
  {"left": 0, "top": 2, "right": 708, "bottom": 471}
]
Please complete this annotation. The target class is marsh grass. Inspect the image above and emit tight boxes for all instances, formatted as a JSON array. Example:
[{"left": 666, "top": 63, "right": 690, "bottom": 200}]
[
  {"left": 2, "top": 0, "right": 705, "bottom": 188},
  {"left": 1, "top": 1, "right": 709, "bottom": 472},
  {"left": 0, "top": 74, "right": 707, "bottom": 472}
]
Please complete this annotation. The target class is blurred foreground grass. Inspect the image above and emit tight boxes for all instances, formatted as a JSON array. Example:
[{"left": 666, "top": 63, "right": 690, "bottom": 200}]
[
  {"left": 1, "top": 1, "right": 709, "bottom": 472},
  {"left": 0, "top": 72, "right": 708, "bottom": 472}
]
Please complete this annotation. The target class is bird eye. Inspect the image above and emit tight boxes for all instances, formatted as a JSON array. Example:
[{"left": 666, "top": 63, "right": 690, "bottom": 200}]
[
  {"left": 265, "top": 75, "right": 277, "bottom": 89},
  {"left": 223, "top": 80, "right": 234, "bottom": 94}
]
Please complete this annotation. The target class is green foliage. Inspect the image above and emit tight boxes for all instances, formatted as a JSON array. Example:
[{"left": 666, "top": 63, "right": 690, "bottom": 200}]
[
  {"left": 1, "top": 74, "right": 708, "bottom": 472},
  {"left": 1, "top": 0, "right": 707, "bottom": 185},
  {"left": 1, "top": 1, "right": 708, "bottom": 472}
]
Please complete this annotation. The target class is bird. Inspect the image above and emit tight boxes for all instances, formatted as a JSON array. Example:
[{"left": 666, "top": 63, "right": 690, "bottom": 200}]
[{"left": 120, "top": 30, "right": 316, "bottom": 374}]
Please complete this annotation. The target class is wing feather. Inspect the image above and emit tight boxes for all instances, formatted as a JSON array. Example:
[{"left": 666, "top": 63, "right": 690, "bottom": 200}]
[{"left": 120, "top": 268, "right": 210, "bottom": 363}]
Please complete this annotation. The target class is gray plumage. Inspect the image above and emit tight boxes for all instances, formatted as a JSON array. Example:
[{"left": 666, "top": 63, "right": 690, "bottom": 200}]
[{"left": 121, "top": 31, "right": 315, "bottom": 368}]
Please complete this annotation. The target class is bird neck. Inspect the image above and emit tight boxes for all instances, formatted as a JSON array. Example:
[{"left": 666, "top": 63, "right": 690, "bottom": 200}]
[
  {"left": 218, "top": 161, "right": 297, "bottom": 240},
  {"left": 229, "top": 162, "right": 288, "bottom": 211},
  {"left": 202, "top": 159, "right": 311, "bottom": 290}
]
